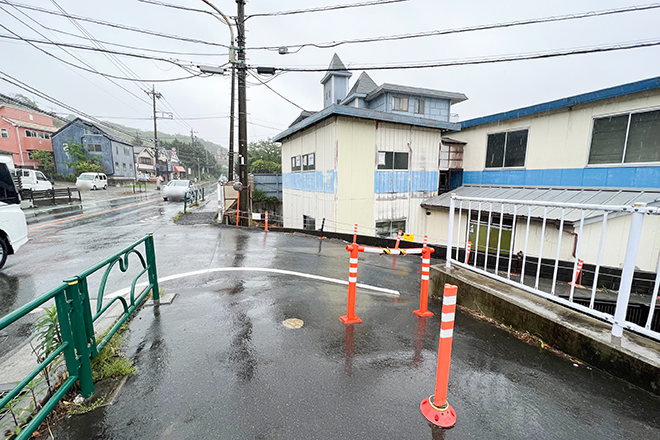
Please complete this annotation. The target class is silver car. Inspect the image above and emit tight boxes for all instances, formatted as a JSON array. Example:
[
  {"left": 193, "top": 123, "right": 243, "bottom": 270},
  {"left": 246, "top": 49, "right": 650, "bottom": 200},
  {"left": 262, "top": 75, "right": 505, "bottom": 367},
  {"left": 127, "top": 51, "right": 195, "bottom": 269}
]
[{"left": 162, "top": 179, "right": 194, "bottom": 201}]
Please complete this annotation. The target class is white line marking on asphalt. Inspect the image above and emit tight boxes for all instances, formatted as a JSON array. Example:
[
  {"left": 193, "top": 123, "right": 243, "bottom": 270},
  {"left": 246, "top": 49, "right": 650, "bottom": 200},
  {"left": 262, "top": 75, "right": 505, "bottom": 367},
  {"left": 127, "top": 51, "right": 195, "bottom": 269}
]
[{"left": 103, "top": 267, "right": 400, "bottom": 299}]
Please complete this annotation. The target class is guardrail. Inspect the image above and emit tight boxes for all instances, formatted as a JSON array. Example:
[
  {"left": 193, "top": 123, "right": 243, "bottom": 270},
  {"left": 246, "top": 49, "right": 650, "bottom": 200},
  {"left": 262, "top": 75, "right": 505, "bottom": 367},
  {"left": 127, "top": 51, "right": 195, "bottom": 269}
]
[
  {"left": 444, "top": 195, "right": 660, "bottom": 341},
  {"left": 20, "top": 188, "right": 81, "bottom": 206},
  {"left": 0, "top": 234, "right": 159, "bottom": 439}
]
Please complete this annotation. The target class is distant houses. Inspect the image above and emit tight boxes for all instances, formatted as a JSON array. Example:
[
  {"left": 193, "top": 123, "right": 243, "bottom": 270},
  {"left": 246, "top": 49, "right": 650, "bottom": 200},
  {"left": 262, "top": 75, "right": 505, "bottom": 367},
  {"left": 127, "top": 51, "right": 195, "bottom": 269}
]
[
  {"left": 0, "top": 103, "right": 56, "bottom": 169},
  {"left": 52, "top": 118, "right": 137, "bottom": 182}
]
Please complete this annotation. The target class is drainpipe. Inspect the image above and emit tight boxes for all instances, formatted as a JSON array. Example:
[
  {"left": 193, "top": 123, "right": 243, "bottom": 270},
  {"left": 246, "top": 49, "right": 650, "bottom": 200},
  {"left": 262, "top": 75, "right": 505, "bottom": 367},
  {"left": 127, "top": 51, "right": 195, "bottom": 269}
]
[{"left": 16, "top": 126, "right": 24, "bottom": 166}]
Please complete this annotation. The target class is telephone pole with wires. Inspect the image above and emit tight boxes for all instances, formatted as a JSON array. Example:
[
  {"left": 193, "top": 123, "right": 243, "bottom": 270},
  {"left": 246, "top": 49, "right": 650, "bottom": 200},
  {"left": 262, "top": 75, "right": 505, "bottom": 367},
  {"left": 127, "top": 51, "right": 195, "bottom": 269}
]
[
  {"left": 146, "top": 85, "right": 163, "bottom": 190},
  {"left": 236, "top": 0, "right": 249, "bottom": 226}
]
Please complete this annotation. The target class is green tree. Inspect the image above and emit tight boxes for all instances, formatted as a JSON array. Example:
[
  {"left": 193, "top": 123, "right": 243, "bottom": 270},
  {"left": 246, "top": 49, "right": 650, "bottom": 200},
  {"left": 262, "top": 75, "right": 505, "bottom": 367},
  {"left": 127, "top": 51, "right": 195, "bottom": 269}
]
[
  {"left": 30, "top": 150, "right": 56, "bottom": 177},
  {"left": 248, "top": 139, "right": 281, "bottom": 172},
  {"left": 132, "top": 131, "right": 144, "bottom": 148},
  {"left": 65, "top": 139, "right": 105, "bottom": 175}
]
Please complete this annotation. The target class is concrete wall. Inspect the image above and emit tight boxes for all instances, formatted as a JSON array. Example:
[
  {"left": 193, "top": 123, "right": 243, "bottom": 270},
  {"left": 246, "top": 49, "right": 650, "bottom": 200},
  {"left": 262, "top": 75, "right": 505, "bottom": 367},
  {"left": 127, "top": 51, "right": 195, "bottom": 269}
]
[{"left": 455, "top": 90, "right": 660, "bottom": 189}]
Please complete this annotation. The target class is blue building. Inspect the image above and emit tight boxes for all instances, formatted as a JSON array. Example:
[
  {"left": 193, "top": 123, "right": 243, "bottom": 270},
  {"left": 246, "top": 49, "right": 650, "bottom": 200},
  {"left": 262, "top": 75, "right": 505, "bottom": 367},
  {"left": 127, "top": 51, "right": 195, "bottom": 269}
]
[{"left": 52, "top": 118, "right": 137, "bottom": 181}]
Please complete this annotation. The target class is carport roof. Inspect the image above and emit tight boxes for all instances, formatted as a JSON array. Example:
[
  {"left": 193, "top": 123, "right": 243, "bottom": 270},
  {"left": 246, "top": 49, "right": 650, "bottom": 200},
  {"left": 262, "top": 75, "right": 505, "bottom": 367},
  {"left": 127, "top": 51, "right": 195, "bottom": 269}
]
[{"left": 422, "top": 185, "right": 660, "bottom": 224}]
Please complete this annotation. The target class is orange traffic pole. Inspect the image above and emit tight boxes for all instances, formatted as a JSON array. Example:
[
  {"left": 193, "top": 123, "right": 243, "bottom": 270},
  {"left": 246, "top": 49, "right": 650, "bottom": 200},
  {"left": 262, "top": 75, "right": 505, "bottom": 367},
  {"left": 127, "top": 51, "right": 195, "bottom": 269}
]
[
  {"left": 340, "top": 243, "right": 363, "bottom": 324},
  {"left": 265, "top": 211, "right": 269, "bottom": 231},
  {"left": 353, "top": 223, "right": 358, "bottom": 244},
  {"left": 420, "top": 284, "right": 458, "bottom": 428},
  {"left": 414, "top": 235, "right": 435, "bottom": 317},
  {"left": 392, "top": 229, "right": 403, "bottom": 269},
  {"left": 464, "top": 241, "right": 472, "bottom": 264},
  {"left": 235, "top": 191, "right": 240, "bottom": 227},
  {"left": 569, "top": 259, "right": 584, "bottom": 286}
]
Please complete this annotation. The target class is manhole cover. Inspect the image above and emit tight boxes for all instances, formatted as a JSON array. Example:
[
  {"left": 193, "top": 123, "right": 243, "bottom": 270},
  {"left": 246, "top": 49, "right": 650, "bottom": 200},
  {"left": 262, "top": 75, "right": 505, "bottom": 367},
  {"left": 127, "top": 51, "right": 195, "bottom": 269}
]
[{"left": 283, "top": 318, "right": 304, "bottom": 329}]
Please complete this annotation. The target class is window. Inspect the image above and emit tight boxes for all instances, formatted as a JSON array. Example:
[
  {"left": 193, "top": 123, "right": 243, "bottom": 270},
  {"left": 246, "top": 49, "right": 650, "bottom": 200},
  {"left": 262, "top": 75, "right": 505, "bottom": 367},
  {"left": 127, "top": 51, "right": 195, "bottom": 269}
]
[
  {"left": 36, "top": 171, "right": 47, "bottom": 181},
  {"left": 116, "top": 146, "right": 119, "bottom": 154},
  {"left": 375, "top": 219, "right": 406, "bottom": 239},
  {"left": 588, "top": 109, "right": 660, "bottom": 164},
  {"left": 291, "top": 155, "right": 301, "bottom": 172},
  {"left": 303, "top": 153, "right": 315, "bottom": 171},
  {"left": 115, "top": 162, "right": 120, "bottom": 170},
  {"left": 124, "top": 147, "right": 130, "bottom": 155},
  {"left": 44, "top": 134, "right": 50, "bottom": 140},
  {"left": 392, "top": 96, "right": 408, "bottom": 112},
  {"left": 38, "top": 132, "right": 45, "bottom": 139},
  {"left": 27, "top": 151, "right": 35, "bottom": 160},
  {"left": 377, "top": 151, "right": 409, "bottom": 170},
  {"left": 485, "top": 129, "right": 528, "bottom": 168},
  {"left": 468, "top": 212, "right": 513, "bottom": 254},
  {"left": 123, "top": 163, "right": 127, "bottom": 171},
  {"left": 29, "top": 114, "right": 33, "bottom": 121},
  {"left": 1, "top": 128, "right": 7, "bottom": 138},
  {"left": 303, "top": 215, "right": 316, "bottom": 231},
  {"left": 87, "top": 143, "right": 102, "bottom": 153},
  {"left": 414, "top": 99, "right": 425, "bottom": 114},
  {"left": 139, "top": 157, "right": 153, "bottom": 165},
  {"left": 25, "top": 130, "right": 34, "bottom": 137}
]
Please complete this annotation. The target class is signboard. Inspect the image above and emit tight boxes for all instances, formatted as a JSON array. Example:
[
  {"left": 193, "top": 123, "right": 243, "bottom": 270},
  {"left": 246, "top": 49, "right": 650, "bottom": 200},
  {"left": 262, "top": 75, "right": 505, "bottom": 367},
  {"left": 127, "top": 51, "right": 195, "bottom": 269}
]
[
  {"left": 377, "top": 152, "right": 386, "bottom": 166},
  {"left": 155, "top": 163, "right": 160, "bottom": 168},
  {"left": 252, "top": 213, "right": 262, "bottom": 220},
  {"left": 402, "top": 233, "right": 415, "bottom": 242},
  {"left": 171, "top": 147, "right": 177, "bottom": 153}
]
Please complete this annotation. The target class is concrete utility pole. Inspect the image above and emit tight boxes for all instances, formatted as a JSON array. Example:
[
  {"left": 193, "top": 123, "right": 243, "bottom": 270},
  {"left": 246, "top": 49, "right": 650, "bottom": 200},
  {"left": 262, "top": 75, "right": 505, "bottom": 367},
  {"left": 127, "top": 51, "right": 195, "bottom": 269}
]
[
  {"left": 236, "top": 0, "right": 249, "bottom": 226},
  {"left": 229, "top": 66, "right": 236, "bottom": 180},
  {"left": 146, "top": 85, "right": 163, "bottom": 190}
]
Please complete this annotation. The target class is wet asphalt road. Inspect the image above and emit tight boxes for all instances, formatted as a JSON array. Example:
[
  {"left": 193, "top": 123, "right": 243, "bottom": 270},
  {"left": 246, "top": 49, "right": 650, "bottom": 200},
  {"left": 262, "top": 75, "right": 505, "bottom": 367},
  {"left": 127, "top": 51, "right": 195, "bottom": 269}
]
[
  {"left": 26, "top": 226, "right": 660, "bottom": 439},
  {"left": 0, "top": 190, "right": 182, "bottom": 359}
]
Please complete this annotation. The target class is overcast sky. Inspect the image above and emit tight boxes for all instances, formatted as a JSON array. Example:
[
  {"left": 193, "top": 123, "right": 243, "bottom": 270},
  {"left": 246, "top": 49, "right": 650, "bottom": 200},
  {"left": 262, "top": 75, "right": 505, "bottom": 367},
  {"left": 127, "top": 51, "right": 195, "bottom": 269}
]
[{"left": 1, "top": 0, "right": 659, "bottom": 148}]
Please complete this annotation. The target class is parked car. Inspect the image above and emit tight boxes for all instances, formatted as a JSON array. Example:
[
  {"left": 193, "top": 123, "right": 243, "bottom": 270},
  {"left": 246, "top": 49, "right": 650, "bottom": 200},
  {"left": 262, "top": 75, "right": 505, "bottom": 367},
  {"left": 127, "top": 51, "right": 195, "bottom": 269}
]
[
  {"left": 162, "top": 179, "right": 195, "bottom": 201},
  {"left": 18, "top": 169, "right": 52, "bottom": 191},
  {"left": 76, "top": 172, "right": 108, "bottom": 191},
  {"left": 0, "top": 161, "right": 28, "bottom": 269}
]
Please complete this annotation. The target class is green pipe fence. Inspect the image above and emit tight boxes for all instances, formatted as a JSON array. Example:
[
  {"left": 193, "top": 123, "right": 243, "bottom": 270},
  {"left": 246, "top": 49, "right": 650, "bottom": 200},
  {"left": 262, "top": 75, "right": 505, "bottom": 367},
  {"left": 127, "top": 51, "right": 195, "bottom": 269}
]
[{"left": 0, "top": 233, "right": 159, "bottom": 440}]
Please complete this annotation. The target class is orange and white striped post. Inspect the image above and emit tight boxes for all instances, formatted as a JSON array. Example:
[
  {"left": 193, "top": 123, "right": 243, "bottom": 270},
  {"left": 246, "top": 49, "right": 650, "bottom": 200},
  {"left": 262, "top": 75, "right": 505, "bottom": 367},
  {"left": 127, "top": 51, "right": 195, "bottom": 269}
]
[
  {"left": 265, "top": 211, "right": 269, "bottom": 231},
  {"left": 235, "top": 191, "right": 241, "bottom": 227},
  {"left": 414, "top": 235, "right": 435, "bottom": 317},
  {"left": 392, "top": 230, "right": 403, "bottom": 269},
  {"left": 420, "top": 284, "right": 458, "bottom": 428},
  {"left": 340, "top": 243, "right": 364, "bottom": 324},
  {"left": 464, "top": 241, "right": 472, "bottom": 264},
  {"left": 569, "top": 259, "right": 584, "bottom": 286},
  {"left": 353, "top": 223, "right": 358, "bottom": 244}
]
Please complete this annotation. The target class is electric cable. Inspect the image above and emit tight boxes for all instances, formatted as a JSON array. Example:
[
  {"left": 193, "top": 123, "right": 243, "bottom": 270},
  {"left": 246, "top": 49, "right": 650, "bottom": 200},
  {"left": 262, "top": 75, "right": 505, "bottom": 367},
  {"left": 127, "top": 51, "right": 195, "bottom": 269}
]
[
  {"left": 0, "top": 0, "right": 230, "bottom": 49},
  {"left": 249, "top": 3, "right": 660, "bottom": 52},
  {"left": 268, "top": 39, "right": 660, "bottom": 72},
  {"left": 247, "top": 70, "right": 306, "bottom": 111}
]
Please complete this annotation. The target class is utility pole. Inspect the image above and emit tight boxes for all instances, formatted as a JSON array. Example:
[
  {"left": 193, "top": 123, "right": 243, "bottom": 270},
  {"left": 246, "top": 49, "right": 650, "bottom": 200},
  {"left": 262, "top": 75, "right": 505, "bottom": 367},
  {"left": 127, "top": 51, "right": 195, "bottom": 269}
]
[
  {"left": 236, "top": 0, "right": 249, "bottom": 226},
  {"left": 146, "top": 85, "right": 163, "bottom": 190},
  {"left": 229, "top": 66, "right": 236, "bottom": 180}
]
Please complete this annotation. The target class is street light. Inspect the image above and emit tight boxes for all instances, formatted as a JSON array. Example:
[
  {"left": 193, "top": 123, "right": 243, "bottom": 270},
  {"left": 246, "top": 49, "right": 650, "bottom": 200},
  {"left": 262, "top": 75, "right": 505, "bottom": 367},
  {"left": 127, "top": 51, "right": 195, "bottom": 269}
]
[{"left": 200, "top": 0, "right": 235, "bottom": 63}]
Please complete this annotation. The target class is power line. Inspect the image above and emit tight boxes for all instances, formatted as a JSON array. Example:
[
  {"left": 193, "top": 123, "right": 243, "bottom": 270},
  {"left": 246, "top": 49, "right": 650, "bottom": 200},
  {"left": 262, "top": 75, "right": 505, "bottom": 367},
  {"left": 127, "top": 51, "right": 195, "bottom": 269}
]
[
  {"left": 249, "top": 3, "right": 660, "bottom": 51},
  {"left": 0, "top": 0, "right": 230, "bottom": 48},
  {"left": 247, "top": 70, "right": 306, "bottom": 111},
  {"left": 136, "top": 0, "right": 408, "bottom": 20},
  {"left": 0, "top": 3, "right": 151, "bottom": 109},
  {"left": 0, "top": 70, "right": 147, "bottom": 140},
  {"left": 246, "top": 0, "right": 409, "bottom": 19},
  {"left": 0, "top": 33, "right": 206, "bottom": 82},
  {"left": 0, "top": 91, "right": 70, "bottom": 123},
  {"left": 269, "top": 39, "right": 660, "bottom": 72}
]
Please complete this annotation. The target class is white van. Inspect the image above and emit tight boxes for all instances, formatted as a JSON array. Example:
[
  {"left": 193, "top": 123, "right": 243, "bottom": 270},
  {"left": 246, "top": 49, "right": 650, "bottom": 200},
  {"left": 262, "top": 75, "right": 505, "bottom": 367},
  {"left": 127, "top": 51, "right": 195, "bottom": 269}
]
[
  {"left": 19, "top": 169, "right": 53, "bottom": 191},
  {"left": 0, "top": 160, "right": 28, "bottom": 269},
  {"left": 76, "top": 172, "right": 108, "bottom": 191}
]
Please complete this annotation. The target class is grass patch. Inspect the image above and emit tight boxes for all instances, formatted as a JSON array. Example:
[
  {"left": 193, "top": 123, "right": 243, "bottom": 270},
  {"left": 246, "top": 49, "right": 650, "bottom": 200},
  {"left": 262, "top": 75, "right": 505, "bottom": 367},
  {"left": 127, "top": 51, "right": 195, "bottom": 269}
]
[
  {"left": 91, "top": 326, "right": 136, "bottom": 382},
  {"left": 66, "top": 397, "right": 106, "bottom": 416},
  {"left": 173, "top": 211, "right": 184, "bottom": 222}
]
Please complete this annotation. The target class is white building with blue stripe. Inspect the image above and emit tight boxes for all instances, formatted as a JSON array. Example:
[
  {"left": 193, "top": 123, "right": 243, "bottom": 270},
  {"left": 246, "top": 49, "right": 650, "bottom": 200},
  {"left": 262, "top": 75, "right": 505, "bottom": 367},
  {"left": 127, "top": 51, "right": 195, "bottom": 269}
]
[{"left": 274, "top": 54, "right": 467, "bottom": 238}]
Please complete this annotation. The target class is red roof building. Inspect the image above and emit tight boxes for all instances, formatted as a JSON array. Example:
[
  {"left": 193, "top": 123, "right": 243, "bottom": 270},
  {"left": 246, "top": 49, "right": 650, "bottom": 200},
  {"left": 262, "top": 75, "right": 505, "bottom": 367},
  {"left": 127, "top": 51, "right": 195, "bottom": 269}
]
[{"left": 0, "top": 104, "right": 56, "bottom": 169}]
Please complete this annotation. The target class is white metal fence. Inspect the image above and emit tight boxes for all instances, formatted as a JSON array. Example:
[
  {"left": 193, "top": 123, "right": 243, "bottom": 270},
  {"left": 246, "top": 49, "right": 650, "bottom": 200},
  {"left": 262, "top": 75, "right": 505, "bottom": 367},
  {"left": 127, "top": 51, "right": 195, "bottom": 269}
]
[{"left": 444, "top": 194, "right": 660, "bottom": 341}]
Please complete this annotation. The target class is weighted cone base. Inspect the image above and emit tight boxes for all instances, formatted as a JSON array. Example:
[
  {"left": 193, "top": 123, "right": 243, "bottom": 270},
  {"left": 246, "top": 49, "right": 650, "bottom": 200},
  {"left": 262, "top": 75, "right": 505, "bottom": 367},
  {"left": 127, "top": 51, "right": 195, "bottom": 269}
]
[
  {"left": 340, "top": 315, "right": 362, "bottom": 324},
  {"left": 420, "top": 396, "right": 456, "bottom": 428},
  {"left": 413, "top": 309, "right": 434, "bottom": 317}
]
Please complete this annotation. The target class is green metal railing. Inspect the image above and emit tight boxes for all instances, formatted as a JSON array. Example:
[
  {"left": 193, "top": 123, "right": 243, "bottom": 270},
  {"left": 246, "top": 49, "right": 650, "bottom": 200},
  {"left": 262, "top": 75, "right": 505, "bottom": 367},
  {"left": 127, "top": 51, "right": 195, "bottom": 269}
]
[{"left": 0, "top": 234, "right": 159, "bottom": 439}]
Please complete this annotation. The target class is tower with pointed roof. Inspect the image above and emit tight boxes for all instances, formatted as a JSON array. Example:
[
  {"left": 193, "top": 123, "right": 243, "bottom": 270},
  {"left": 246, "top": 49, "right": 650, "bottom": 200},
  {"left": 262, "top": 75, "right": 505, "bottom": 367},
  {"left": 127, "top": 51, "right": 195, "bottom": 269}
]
[{"left": 320, "top": 54, "right": 352, "bottom": 108}]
